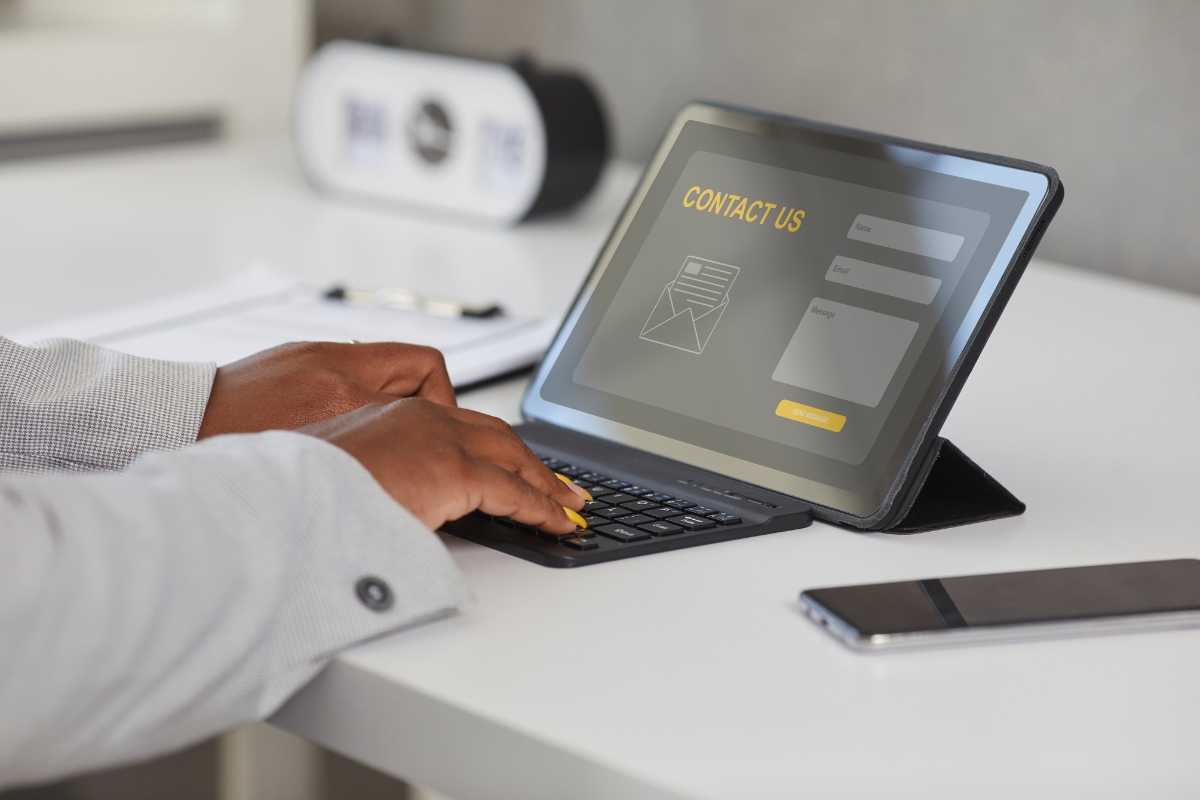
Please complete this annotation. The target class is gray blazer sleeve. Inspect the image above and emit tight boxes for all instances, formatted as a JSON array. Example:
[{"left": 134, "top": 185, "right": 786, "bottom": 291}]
[
  {"left": 0, "top": 335, "right": 215, "bottom": 474},
  {"left": 0, "top": 430, "right": 473, "bottom": 790}
]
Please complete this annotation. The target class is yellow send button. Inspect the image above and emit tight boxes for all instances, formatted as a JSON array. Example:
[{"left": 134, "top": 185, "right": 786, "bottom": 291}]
[{"left": 775, "top": 399, "right": 846, "bottom": 432}]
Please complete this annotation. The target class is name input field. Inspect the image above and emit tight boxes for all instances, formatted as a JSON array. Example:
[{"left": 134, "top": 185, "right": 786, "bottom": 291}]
[
  {"left": 847, "top": 214, "right": 964, "bottom": 262},
  {"left": 825, "top": 256, "right": 942, "bottom": 304}
]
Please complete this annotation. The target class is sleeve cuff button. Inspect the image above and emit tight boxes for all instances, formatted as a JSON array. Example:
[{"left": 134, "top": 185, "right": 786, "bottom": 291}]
[{"left": 356, "top": 576, "right": 394, "bottom": 611}]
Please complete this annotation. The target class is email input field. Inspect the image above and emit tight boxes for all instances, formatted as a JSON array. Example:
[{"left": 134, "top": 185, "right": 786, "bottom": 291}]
[
  {"left": 825, "top": 256, "right": 942, "bottom": 304},
  {"left": 847, "top": 214, "right": 964, "bottom": 262}
]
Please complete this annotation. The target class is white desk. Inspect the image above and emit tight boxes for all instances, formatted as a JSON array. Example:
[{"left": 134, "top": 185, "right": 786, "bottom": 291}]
[
  {"left": 4, "top": 142, "right": 1199, "bottom": 800},
  {"left": 276, "top": 237, "right": 1200, "bottom": 796}
]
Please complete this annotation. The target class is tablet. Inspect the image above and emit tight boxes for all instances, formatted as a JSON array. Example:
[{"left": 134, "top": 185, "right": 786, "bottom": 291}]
[{"left": 522, "top": 103, "right": 1062, "bottom": 526}]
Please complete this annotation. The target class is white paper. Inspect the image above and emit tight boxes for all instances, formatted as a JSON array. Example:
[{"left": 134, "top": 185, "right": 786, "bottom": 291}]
[{"left": 8, "top": 265, "right": 560, "bottom": 388}]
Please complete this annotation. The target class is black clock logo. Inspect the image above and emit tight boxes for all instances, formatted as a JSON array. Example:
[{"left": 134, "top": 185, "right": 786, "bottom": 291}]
[{"left": 408, "top": 100, "right": 453, "bottom": 164}]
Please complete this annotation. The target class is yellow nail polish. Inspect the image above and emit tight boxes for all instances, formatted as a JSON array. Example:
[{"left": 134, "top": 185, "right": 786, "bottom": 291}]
[
  {"left": 555, "top": 472, "right": 593, "bottom": 501},
  {"left": 563, "top": 507, "right": 587, "bottom": 529}
]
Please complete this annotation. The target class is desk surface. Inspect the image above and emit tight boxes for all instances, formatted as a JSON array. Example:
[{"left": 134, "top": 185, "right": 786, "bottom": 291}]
[
  {"left": 276, "top": 242, "right": 1200, "bottom": 797},
  {"left": 5, "top": 142, "right": 1199, "bottom": 800}
]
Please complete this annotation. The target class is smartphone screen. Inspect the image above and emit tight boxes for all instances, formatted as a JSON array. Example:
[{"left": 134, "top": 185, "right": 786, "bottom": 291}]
[{"left": 802, "top": 560, "right": 1200, "bottom": 640}]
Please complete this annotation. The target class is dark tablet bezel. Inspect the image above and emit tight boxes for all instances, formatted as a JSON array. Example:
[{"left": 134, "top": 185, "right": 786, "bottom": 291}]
[{"left": 521, "top": 102, "right": 1062, "bottom": 527}]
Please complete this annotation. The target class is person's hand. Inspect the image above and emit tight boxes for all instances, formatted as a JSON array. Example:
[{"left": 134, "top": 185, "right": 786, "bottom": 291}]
[
  {"left": 299, "top": 398, "right": 589, "bottom": 534},
  {"left": 197, "top": 342, "right": 456, "bottom": 439}
]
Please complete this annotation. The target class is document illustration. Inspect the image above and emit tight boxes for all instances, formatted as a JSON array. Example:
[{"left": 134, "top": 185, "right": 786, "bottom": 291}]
[{"left": 639, "top": 256, "right": 741, "bottom": 354}]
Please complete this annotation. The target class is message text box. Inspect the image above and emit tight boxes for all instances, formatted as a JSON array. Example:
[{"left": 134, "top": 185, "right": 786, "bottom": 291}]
[{"left": 771, "top": 298, "right": 919, "bottom": 408}]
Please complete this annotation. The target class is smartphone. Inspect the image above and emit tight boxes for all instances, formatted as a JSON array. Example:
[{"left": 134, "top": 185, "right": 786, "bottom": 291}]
[{"left": 800, "top": 559, "right": 1200, "bottom": 651}]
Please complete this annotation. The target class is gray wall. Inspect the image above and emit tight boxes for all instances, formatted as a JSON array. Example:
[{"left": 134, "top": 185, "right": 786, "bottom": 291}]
[{"left": 318, "top": 0, "right": 1200, "bottom": 294}]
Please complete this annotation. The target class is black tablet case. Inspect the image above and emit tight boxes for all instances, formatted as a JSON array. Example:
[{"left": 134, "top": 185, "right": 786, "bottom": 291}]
[{"left": 880, "top": 438, "right": 1025, "bottom": 533}]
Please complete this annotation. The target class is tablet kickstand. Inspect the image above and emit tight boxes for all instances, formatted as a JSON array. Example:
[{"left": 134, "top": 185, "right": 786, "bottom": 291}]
[{"left": 885, "top": 438, "right": 1026, "bottom": 534}]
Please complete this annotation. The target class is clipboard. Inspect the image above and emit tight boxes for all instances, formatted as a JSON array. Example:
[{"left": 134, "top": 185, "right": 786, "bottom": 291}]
[{"left": 7, "top": 265, "right": 561, "bottom": 389}]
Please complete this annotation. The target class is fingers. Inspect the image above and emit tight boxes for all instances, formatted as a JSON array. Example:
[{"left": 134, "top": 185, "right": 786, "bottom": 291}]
[
  {"left": 471, "top": 460, "right": 579, "bottom": 535},
  {"left": 397, "top": 399, "right": 584, "bottom": 526},
  {"left": 442, "top": 410, "right": 586, "bottom": 527},
  {"left": 307, "top": 395, "right": 584, "bottom": 535},
  {"left": 556, "top": 472, "right": 592, "bottom": 501},
  {"left": 343, "top": 343, "right": 458, "bottom": 407},
  {"left": 447, "top": 413, "right": 585, "bottom": 511}
]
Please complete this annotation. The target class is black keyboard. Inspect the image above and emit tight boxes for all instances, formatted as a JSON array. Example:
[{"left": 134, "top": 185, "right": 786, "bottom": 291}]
[
  {"left": 441, "top": 453, "right": 811, "bottom": 568},
  {"left": 534, "top": 454, "right": 743, "bottom": 549}
]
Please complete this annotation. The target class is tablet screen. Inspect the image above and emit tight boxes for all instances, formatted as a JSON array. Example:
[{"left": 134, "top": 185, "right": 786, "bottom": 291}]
[{"left": 525, "top": 107, "right": 1049, "bottom": 518}]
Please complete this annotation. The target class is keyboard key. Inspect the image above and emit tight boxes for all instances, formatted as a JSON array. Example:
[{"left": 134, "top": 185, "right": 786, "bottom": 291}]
[
  {"left": 541, "top": 457, "right": 565, "bottom": 469},
  {"left": 536, "top": 527, "right": 577, "bottom": 541},
  {"left": 572, "top": 479, "right": 595, "bottom": 490},
  {"left": 558, "top": 466, "right": 587, "bottom": 477},
  {"left": 587, "top": 485, "right": 616, "bottom": 498},
  {"left": 611, "top": 513, "right": 653, "bottom": 526},
  {"left": 623, "top": 485, "right": 653, "bottom": 496},
  {"left": 561, "top": 536, "right": 599, "bottom": 551},
  {"left": 645, "top": 506, "right": 682, "bottom": 519},
  {"left": 591, "top": 505, "right": 632, "bottom": 520},
  {"left": 595, "top": 523, "right": 651, "bottom": 543},
  {"left": 645, "top": 493, "right": 674, "bottom": 503},
  {"left": 578, "top": 472, "right": 609, "bottom": 483},
  {"left": 663, "top": 499, "right": 694, "bottom": 510},
  {"left": 669, "top": 514, "right": 716, "bottom": 531},
  {"left": 494, "top": 516, "right": 518, "bottom": 528},
  {"left": 602, "top": 492, "right": 636, "bottom": 505},
  {"left": 599, "top": 479, "right": 631, "bottom": 489},
  {"left": 582, "top": 499, "right": 611, "bottom": 513},
  {"left": 580, "top": 514, "right": 606, "bottom": 527},
  {"left": 640, "top": 520, "right": 683, "bottom": 536},
  {"left": 686, "top": 506, "right": 717, "bottom": 517},
  {"left": 709, "top": 513, "right": 743, "bottom": 525},
  {"left": 620, "top": 499, "right": 660, "bottom": 512}
]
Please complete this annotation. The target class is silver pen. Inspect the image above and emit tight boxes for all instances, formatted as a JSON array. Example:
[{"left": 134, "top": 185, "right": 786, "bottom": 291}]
[{"left": 324, "top": 285, "right": 504, "bottom": 318}]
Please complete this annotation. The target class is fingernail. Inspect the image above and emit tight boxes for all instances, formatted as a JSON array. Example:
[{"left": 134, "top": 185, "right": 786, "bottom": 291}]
[
  {"left": 563, "top": 507, "right": 587, "bottom": 529},
  {"left": 555, "top": 473, "right": 592, "bottom": 501}
]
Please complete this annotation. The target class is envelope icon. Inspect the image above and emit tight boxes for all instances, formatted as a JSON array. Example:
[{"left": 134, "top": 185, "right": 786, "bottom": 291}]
[{"left": 639, "top": 281, "right": 729, "bottom": 354}]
